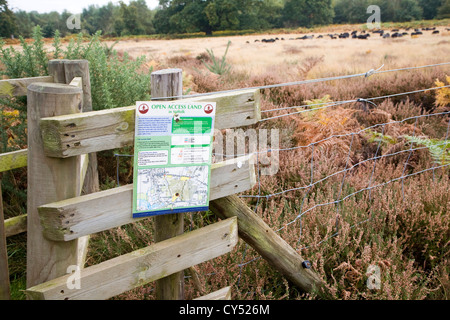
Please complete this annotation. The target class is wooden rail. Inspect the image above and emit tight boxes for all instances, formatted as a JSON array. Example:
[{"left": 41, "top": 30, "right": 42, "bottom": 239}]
[{"left": 25, "top": 217, "right": 238, "bottom": 300}]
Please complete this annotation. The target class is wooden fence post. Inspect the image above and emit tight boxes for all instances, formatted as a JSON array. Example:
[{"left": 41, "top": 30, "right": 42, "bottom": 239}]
[
  {"left": 48, "top": 60, "right": 96, "bottom": 269},
  {"left": 26, "top": 82, "right": 84, "bottom": 288},
  {"left": 151, "top": 68, "right": 185, "bottom": 300},
  {"left": 0, "top": 182, "right": 10, "bottom": 300}
]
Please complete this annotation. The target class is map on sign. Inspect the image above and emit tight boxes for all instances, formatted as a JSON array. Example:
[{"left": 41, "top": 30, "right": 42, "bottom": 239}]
[
  {"left": 132, "top": 101, "right": 216, "bottom": 218},
  {"left": 135, "top": 166, "right": 209, "bottom": 212}
]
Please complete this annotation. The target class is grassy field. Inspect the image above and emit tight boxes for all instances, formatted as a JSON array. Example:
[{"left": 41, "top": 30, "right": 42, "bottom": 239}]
[{"left": 2, "top": 21, "right": 450, "bottom": 300}]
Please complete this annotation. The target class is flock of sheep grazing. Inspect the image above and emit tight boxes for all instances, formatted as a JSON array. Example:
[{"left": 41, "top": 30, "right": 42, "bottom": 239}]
[{"left": 250, "top": 27, "right": 448, "bottom": 43}]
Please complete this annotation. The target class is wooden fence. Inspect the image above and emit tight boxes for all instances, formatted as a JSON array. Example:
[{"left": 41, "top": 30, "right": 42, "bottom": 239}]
[{"left": 0, "top": 60, "right": 322, "bottom": 300}]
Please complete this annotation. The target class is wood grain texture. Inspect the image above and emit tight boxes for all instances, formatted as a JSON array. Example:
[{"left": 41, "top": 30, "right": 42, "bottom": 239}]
[
  {"left": 25, "top": 217, "right": 238, "bottom": 300},
  {"left": 4, "top": 214, "right": 27, "bottom": 237},
  {"left": 64, "top": 60, "right": 99, "bottom": 196}
]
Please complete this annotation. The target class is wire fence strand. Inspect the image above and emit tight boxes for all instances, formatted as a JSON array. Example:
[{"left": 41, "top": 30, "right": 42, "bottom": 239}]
[{"left": 149, "top": 61, "right": 450, "bottom": 101}]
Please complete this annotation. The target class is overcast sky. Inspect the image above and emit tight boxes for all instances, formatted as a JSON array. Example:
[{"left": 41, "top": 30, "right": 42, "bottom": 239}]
[{"left": 8, "top": 0, "right": 160, "bottom": 14}]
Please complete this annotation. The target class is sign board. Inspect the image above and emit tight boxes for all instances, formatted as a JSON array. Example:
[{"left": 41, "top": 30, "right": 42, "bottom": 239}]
[{"left": 132, "top": 101, "right": 216, "bottom": 218}]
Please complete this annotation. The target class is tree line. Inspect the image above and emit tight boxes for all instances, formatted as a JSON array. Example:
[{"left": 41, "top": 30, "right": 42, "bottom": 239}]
[{"left": 1, "top": 0, "right": 449, "bottom": 38}]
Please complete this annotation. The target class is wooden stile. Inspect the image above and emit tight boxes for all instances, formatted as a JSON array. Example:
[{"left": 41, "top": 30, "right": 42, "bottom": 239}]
[
  {"left": 26, "top": 82, "right": 84, "bottom": 288},
  {"left": 25, "top": 217, "right": 238, "bottom": 300},
  {"left": 2, "top": 61, "right": 323, "bottom": 300},
  {"left": 4, "top": 214, "right": 27, "bottom": 237},
  {"left": 62, "top": 60, "right": 99, "bottom": 196}
]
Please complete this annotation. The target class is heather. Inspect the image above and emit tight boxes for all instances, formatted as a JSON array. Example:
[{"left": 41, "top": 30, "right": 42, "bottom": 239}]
[{"left": 1, "top": 27, "right": 449, "bottom": 300}]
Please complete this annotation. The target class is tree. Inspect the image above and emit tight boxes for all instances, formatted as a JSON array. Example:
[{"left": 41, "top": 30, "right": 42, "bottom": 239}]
[
  {"left": 41, "top": 11, "right": 61, "bottom": 38},
  {"left": 0, "top": 0, "right": 17, "bottom": 38},
  {"left": 130, "top": 0, "right": 155, "bottom": 34},
  {"left": 333, "top": 0, "right": 369, "bottom": 24},
  {"left": 154, "top": 0, "right": 282, "bottom": 35},
  {"left": 14, "top": 10, "right": 35, "bottom": 38},
  {"left": 282, "top": 0, "right": 334, "bottom": 28},
  {"left": 395, "top": 0, "right": 423, "bottom": 21},
  {"left": 437, "top": 0, "right": 450, "bottom": 18},
  {"left": 238, "top": 0, "right": 284, "bottom": 30},
  {"left": 120, "top": 1, "right": 143, "bottom": 35}
]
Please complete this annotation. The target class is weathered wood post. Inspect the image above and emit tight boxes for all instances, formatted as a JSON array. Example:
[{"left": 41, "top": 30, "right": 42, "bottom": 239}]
[
  {"left": 26, "top": 82, "right": 84, "bottom": 288},
  {"left": 151, "top": 68, "right": 185, "bottom": 300},
  {"left": 0, "top": 182, "right": 10, "bottom": 300}
]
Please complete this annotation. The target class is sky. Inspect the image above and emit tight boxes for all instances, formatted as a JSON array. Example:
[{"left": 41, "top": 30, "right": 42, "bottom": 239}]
[{"left": 7, "top": 0, "right": 160, "bottom": 14}]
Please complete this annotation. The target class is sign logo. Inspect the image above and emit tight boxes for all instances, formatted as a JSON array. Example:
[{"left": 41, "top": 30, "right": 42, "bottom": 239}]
[
  {"left": 138, "top": 104, "right": 149, "bottom": 115},
  {"left": 204, "top": 104, "right": 214, "bottom": 114}
]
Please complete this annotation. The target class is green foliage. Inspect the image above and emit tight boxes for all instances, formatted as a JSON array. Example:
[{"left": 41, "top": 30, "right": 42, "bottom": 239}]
[
  {"left": 437, "top": 0, "right": 450, "bottom": 19},
  {"left": 154, "top": 0, "right": 284, "bottom": 35},
  {"left": 365, "top": 129, "right": 398, "bottom": 145},
  {"left": 0, "top": 25, "right": 48, "bottom": 78},
  {"left": 201, "top": 40, "right": 232, "bottom": 75},
  {"left": 404, "top": 136, "right": 450, "bottom": 165},
  {"left": 61, "top": 30, "right": 152, "bottom": 109},
  {"left": 1, "top": 27, "right": 152, "bottom": 111},
  {"left": 0, "top": 0, "right": 17, "bottom": 37},
  {"left": 419, "top": 0, "right": 443, "bottom": 20},
  {"left": 1, "top": 0, "right": 448, "bottom": 38}
]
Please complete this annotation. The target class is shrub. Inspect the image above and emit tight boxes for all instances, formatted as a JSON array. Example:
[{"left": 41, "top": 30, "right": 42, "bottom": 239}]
[{"left": 0, "top": 27, "right": 152, "bottom": 112}]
